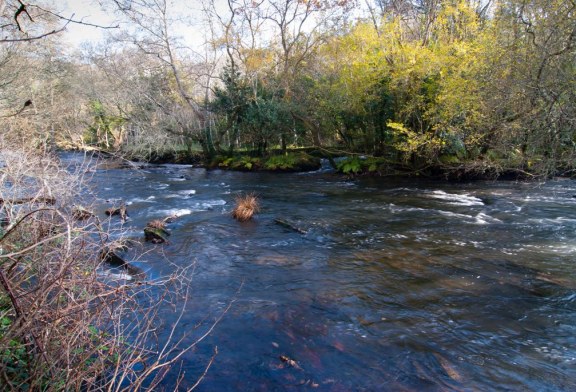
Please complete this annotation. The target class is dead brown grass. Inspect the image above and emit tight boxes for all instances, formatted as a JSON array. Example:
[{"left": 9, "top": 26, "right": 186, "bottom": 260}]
[
  {"left": 146, "top": 218, "right": 167, "bottom": 229},
  {"left": 231, "top": 193, "right": 260, "bottom": 222}
]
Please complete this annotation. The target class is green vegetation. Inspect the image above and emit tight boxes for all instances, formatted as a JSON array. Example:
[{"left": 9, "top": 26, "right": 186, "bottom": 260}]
[
  {"left": 1, "top": 0, "right": 575, "bottom": 172},
  {"left": 217, "top": 0, "right": 570, "bottom": 177},
  {"left": 263, "top": 153, "right": 321, "bottom": 172},
  {"left": 83, "top": 100, "right": 126, "bottom": 150},
  {"left": 210, "top": 153, "right": 321, "bottom": 172},
  {"left": 334, "top": 156, "right": 402, "bottom": 176},
  {"left": 212, "top": 155, "right": 263, "bottom": 171},
  {"left": 0, "top": 1, "right": 573, "bottom": 387}
]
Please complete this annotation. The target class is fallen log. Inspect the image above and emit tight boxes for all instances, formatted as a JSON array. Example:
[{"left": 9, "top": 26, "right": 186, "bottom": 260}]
[
  {"left": 274, "top": 218, "right": 308, "bottom": 235},
  {"left": 100, "top": 247, "right": 144, "bottom": 277}
]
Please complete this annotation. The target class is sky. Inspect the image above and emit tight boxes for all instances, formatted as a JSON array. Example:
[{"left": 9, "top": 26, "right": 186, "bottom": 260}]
[
  {"left": 60, "top": 0, "right": 214, "bottom": 53},
  {"left": 59, "top": 0, "right": 365, "bottom": 55},
  {"left": 61, "top": 0, "right": 118, "bottom": 49}
]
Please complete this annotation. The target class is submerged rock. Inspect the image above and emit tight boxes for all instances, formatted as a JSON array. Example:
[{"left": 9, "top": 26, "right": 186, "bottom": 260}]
[
  {"left": 100, "top": 248, "right": 127, "bottom": 267},
  {"left": 100, "top": 247, "right": 144, "bottom": 278}
]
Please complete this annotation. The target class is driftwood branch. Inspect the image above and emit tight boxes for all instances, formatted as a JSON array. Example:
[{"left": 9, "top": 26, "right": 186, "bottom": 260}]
[{"left": 0, "top": 196, "right": 55, "bottom": 206}]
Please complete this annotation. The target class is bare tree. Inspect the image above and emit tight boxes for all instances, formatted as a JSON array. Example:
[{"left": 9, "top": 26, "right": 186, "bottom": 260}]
[
  {"left": 101, "top": 0, "right": 218, "bottom": 156},
  {"left": 0, "top": 0, "right": 117, "bottom": 43}
]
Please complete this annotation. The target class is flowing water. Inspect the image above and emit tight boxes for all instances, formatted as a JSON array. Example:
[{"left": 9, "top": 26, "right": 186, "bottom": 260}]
[{"left": 65, "top": 153, "right": 576, "bottom": 391}]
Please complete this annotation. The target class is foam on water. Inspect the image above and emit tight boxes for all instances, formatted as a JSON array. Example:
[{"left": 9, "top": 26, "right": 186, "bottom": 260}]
[
  {"left": 201, "top": 199, "right": 227, "bottom": 207},
  {"left": 177, "top": 189, "right": 196, "bottom": 195},
  {"left": 437, "top": 210, "right": 475, "bottom": 220},
  {"left": 475, "top": 212, "right": 503, "bottom": 225},
  {"left": 388, "top": 203, "right": 427, "bottom": 213},
  {"left": 126, "top": 196, "right": 156, "bottom": 204},
  {"left": 435, "top": 210, "right": 501, "bottom": 225},
  {"left": 528, "top": 217, "right": 576, "bottom": 225},
  {"left": 429, "top": 190, "right": 484, "bottom": 206},
  {"left": 156, "top": 208, "right": 193, "bottom": 217},
  {"left": 99, "top": 270, "right": 133, "bottom": 281}
]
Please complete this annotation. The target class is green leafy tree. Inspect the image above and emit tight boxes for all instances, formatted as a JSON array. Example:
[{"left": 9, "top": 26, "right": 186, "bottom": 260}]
[{"left": 84, "top": 100, "right": 125, "bottom": 149}]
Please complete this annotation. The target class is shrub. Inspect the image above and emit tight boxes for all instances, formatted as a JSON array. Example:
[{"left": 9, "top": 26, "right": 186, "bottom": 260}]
[
  {"left": 335, "top": 156, "right": 389, "bottom": 175},
  {"left": 0, "top": 138, "right": 214, "bottom": 390},
  {"left": 264, "top": 153, "right": 321, "bottom": 171},
  {"left": 264, "top": 154, "right": 299, "bottom": 170},
  {"left": 231, "top": 156, "right": 261, "bottom": 170},
  {"left": 336, "top": 156, "right": 363, "bottom": 174},
  {"left": 212, "top": 155, "right": 261, "bottom": 171}
]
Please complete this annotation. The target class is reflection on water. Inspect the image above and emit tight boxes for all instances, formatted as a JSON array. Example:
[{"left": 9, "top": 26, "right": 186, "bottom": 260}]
[{"left": 64, "top": 153, "right": 576, "bottom": 391}]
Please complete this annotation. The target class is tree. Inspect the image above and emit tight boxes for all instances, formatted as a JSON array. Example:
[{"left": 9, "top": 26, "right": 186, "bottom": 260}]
[
  {"left": 104, "top": 0, "right": 218, "bottom": 157},
  {"left": 0, "top": 0, "right": 118, "bottom": 43},
  {"left": 205, "top": 0, "right": 353, "bottom": 153},
  {"left": 483, "top": 0, "right": 576, "bottom": 174}
]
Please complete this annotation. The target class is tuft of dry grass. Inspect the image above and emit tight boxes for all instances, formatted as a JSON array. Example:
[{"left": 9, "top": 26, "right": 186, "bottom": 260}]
[
  {"left": 146, "top": 218, "right": 167, "bottom": 229},
  {"left": 231, "top": 193, "right": 260, "bottom": 222}
]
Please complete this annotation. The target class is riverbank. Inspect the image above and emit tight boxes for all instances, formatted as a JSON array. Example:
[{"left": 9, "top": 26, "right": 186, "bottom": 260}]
[{"left": 72, "top": 145, "right": 563, "bottom": 182}]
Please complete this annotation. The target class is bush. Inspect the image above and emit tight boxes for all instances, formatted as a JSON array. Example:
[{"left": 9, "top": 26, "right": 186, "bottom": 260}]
[
  {"left": 0, "top": 138, "right": 213, "bottom": 390},
  {"left": 337, "top": 156, "right": 363, "bottom": 174},
  {"left": 232, "top": 156, "right": 261, "bottom": 170},
  {"left": 211, "top": 153, "right": 320, "bottom": 172},
  {"left": 335, "top": 156, "right": 389, "bottom": 175},
  {"left": 212, "top": 155, "right": 262, "bottom": 171}
]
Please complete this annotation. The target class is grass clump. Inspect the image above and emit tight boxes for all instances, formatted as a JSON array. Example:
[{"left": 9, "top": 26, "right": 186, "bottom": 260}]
[
  {"left": 146, "top": 219, "right": 167, "bottom": 230},
  {"left": 231, "top": 193, "right": 260, "bottom": 222}
]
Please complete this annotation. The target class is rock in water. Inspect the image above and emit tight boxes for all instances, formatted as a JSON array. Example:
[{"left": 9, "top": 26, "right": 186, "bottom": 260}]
[
  {"left": 105, "top": 204, "right": 128, "bottom": 221},
  {"left": 144, "top": 226, "right": 170, "bottom": 244},
  {"left": 73, "top": 205, "right": 95, "bottom": 220}
]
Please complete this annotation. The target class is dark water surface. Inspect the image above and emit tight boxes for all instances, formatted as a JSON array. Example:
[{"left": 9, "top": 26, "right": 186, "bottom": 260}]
[{"left": 65, "top": 153, "right": 576, "bottom": 391}]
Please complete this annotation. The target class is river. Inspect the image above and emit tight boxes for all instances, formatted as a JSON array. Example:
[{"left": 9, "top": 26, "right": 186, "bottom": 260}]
[{"left": 65, "top": 153, "right": 576, "bottom": 391}]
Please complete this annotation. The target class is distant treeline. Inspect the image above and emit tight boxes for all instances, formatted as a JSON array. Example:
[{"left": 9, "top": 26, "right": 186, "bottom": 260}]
[{"left": 1, "top": 0, "right": 574, "bottom": 177}]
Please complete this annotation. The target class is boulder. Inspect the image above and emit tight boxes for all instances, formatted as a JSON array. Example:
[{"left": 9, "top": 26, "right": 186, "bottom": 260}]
[{"left": 100, "top": 248, "right": 127, "bottom": 267}]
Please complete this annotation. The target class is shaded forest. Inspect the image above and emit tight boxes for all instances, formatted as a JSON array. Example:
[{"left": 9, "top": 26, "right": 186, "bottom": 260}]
[{"left": 1, "top": 0, "right": 575, "bottom": 177}]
